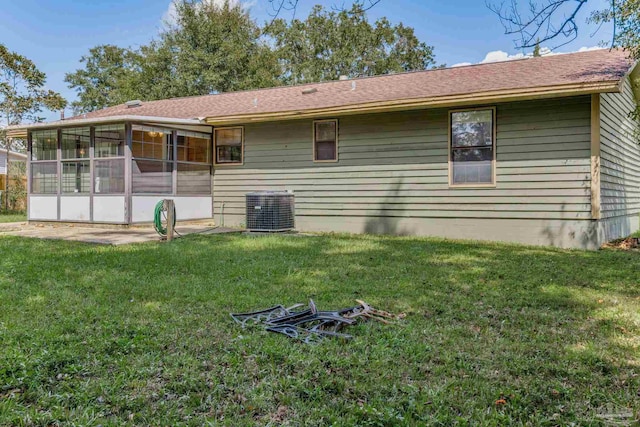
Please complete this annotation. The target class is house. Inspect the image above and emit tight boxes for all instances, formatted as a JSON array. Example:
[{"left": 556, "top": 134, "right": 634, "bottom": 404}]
[
  {"left": 6, "top": 49, "right": 640, "bottom": 249},
  {"left": 0, "top": 147, "right": 28, "bottom": 201}
]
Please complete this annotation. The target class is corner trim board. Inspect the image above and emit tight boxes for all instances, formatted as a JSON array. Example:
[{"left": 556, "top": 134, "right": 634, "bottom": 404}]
[{"left": 590, "top": 93, "right": 601, "bottom": 220}]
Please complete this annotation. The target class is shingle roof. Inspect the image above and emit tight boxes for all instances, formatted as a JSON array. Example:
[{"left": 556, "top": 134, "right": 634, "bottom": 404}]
[{"left": 69, "top": 49, "right": 634, "bottom": 123}]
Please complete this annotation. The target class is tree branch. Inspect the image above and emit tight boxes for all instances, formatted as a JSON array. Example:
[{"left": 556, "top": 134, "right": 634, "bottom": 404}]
[{"left": 488, "top": 0, "right": 590, "bottom": 49}]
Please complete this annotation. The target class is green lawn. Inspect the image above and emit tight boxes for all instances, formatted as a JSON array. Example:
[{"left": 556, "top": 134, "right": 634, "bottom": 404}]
[
  {"left": 0, "top": 212, "right": 26, "bottom": 223},
  {"left": 0, "top": 233, "right": 638, "bottom": 426}
]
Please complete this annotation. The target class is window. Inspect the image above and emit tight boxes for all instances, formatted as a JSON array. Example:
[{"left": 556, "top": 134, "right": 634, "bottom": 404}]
[
  {"left": 132, "top": 160, "right": 173, "bottom": 194},
  {"left": 214, "top": 127, "right": 243, "bottom": 164},
  {"left": 94, "top": 159, "right": 125, "bottom": 194},
  {"left": 449, "top": 108, "right": 495, "bottom": 186},
  {"left": 31, "top": 129, "right": 58, "bottom": 161},
  {"left": 62, "top": 161, "right": 90, "bottom": 193},
  {"left": 31, "top": 162, "right": 58, "bottom": 194},
  {"left": 177, "top": 130, "right": 212, "bottom": 195},
  {"left": 95, "top": 125, "right": 125, "bottom": 158},
  {"left": 314, "top": 120, "right": 337, "bottom": 162},
  {"left": 132, "top": 125, "right": 174, "bottom": 194},
  {"left": 177, "top": 163, "right": 211, "bottom": 195},
  {"left": 61, "top": 127, "right": 90, "bottom": 160},
  {"left": 60, "top": 127, "right": 91, "bottom": 193},
  {"left": 132, "top": 125, "right": 173, "bottom": 160},
  {"left": 177, "top": 131, "right": 211, "bottom": 163}
]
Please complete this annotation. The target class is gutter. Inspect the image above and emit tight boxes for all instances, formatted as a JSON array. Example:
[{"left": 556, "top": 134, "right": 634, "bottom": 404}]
[{"left": 205, "top": 81, "right": 622, "bottom": 125}]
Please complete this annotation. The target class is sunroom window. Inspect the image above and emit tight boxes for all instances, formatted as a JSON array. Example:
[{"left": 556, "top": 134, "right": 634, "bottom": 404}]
[
  {"left": 61, "top": 127, "right": 90, "bottom": 193},
  {"left": 131, "top": 125, "right": 173, "bottom": 194}
]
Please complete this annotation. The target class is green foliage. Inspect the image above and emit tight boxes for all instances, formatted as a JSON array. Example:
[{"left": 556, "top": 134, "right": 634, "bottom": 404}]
[
  {"left": 64, "top": 45, "right": 142, "bottom": 115},
  {"left": 64, "top": 1, "right": 436, "bottom": 113},
  {"left": 532, "top": 39, "right": 541, "bottom": 57},
  {"left": 0, "top": 43, "right": 66, "bottom": 129},
  {"left": 139, "top": 0, "right": 280, "bottom": 100},
  {"left": 4, "top": 160, "right": 26, "bottom": 212},
  {"left": 590, "top": 0, "right": 640, "bottom": 60},
  {"left": 266, "top": 4, "right": 436, "bottom": 84},
  {"left": 0, "top": 233, "right": 638, "bottom": 425}
]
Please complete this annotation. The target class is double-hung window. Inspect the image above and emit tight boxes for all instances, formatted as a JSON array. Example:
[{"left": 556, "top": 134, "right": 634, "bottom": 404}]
[
  {"left": 449, "top": 108, "right": 495, "bottom": 186},
  {"left": 313, "top": 119, "right": 338, "bottom": 162},
  {"left": 214, "top": 127, "right": 243, "bottom": 165}
]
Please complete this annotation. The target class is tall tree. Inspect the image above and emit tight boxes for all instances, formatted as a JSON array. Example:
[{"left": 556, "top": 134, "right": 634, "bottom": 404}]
[
  {"left": 144, "top": 0, "right": 279, "bottom": 98},
  {"left": 265, "top": 4, "right": 436, "bottom": 84},
  {"left": 65, "top": 45, "right": 141, "bottom": 114},
  {"left": 0, "top": 43, "right": 66, "bottom": 210},
  {"left": 65, "top": 0, "right": 279, "bottom": 112}
]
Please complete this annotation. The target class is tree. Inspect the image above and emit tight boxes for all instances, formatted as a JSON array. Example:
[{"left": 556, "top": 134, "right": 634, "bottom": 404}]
[
  {"left": 265, "top": 4, "right": 435, "bottom": 84},
  {"left": 0, "top": 43, "right": 66, "bottom": 210},
  {"left": 533, "top": 39, "right": 542, "bottom": 57},
  {"left": 65, "top": 45, "right": 142, "bottom": 114},
  {"left": 152, "top": 0, "right": 280, "bottom": 97},
  {"left": 65, "top": 1, "right": 279, "bottom": 111},
  {"left": 489, "top": 0, "right": 640, "bottom": 59},
  {"left": 265, "top": 0, "right": 382, "bottom": 23}
]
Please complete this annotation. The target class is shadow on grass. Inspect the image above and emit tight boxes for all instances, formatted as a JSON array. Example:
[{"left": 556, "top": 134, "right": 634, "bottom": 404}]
[{"left": 0, "top": 233, "right": 638, "bottom": 425}]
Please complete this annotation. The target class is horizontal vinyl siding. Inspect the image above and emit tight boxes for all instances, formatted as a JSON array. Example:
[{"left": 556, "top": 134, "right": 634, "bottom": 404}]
[
  {"left": 213, "top": 97, "right": 592, "bottom": 227},
  {"left": 599, "top": 78, "right": 640, "bottom": 219}
]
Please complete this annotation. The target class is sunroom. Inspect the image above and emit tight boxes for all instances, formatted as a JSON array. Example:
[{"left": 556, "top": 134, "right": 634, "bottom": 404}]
[{"left": 26, "top": 119, "right": 214, "bottom": 224}]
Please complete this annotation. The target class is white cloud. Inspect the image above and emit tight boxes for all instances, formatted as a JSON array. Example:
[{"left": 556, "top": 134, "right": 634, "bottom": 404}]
[
  {"left": 577, "top": 46, "right": 603, "bottom": 52},
  {"left": 480, "top": 50, "right": 527, "bottom": 63},
  {"left": 163, "top": 0, "right": 254, "bottom": 27},
  {"left": 453, "top": 46, "right": 603, "bottom": 67}
]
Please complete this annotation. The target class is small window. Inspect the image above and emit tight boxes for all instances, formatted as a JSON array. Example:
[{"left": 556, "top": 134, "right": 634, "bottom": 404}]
[
  {"left": 215, "top": 127, "right": 243, "bottom": 164},
  {"left": 450, "top": 108, "right": 495, "bottom": 186},
  {"left": 314, "top": 120, "right": 337, "bottom": 162}
]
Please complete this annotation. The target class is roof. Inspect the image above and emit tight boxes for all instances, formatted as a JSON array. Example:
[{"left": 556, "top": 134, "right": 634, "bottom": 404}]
[
  {"left": 7, "top": 48, "right": 637, "bottom": 135},
  {"left": 0, "top": 148, "right": 27, "bottom": 160}
]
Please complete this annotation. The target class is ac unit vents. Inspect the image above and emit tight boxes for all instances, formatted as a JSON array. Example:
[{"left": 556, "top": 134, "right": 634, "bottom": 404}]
[{"left": 246, "top": 191, "right": 295, "bottom": 232}]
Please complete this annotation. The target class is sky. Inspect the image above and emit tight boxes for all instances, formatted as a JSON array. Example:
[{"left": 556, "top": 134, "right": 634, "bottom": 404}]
[{"left": 0, "top": 0, "right": 614, "bottom": 121}]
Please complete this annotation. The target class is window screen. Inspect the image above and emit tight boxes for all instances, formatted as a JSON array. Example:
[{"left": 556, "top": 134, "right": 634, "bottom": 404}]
[{"left": 450, "top": 109, "right": 494, "bottom": 185}]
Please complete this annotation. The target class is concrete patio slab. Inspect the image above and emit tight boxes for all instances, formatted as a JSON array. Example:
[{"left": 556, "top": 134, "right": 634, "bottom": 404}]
[{"left": 0, "top": 223, "right": 242, "bottom": 245}]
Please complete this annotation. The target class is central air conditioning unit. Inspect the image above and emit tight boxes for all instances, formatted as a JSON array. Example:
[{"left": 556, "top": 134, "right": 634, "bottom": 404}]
[{"left": 246, "top": 191, "right": 295, "bottom": 232}]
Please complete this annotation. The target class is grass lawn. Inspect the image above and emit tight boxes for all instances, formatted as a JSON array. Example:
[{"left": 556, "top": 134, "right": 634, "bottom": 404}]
[
  {"left": 0, "top": 212, "right": 26, "bottom": 223},
  {"left": 0, "top": 233, "right": 638, "bottom": 426}
]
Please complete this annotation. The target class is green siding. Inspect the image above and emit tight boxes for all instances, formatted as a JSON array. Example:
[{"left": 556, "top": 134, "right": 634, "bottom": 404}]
[
  {"left": 598, "top": 77, "right": 640, "bottom": 240},
  {"left": 213, "top": 96, "right": 594, "bottom": 247}
]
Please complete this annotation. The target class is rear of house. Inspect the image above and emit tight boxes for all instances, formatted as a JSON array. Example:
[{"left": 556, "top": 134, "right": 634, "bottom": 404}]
[{"left": 7, "top": 49, "right": 640, "bottom": 249}]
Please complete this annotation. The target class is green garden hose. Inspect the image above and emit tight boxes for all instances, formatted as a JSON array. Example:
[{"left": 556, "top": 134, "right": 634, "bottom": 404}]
[{"left": 154, "top": 200, "right": 176, "bottom": 236}]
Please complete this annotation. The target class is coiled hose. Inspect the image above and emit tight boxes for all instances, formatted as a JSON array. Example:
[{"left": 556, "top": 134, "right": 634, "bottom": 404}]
[{"left": 154, "top": 200, "right": 176, "bottom": 237}]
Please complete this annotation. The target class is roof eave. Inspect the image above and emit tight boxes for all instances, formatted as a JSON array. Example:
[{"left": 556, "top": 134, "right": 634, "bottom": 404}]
[
  {"left": 204, "top": 81, "right": 622, "bottom": 125},
  {"left": 5, "top": 115, "right": 209, "bottom": 139}
]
